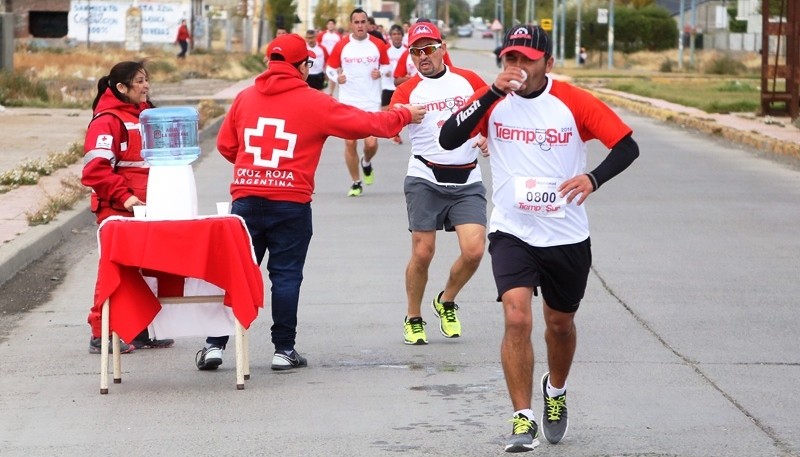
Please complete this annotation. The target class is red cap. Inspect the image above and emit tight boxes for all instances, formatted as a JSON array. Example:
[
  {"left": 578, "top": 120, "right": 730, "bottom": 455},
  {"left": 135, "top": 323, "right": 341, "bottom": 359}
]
[
  {"left": 266, "top": 33, "right": 316, "bottom": 64},
  {"left": 407, "top": 22, "right": 442, "bottom": 47}
]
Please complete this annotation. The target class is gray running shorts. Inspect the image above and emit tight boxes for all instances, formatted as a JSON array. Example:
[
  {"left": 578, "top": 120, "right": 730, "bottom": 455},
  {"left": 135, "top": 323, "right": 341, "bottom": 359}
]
[{"left": 403, "top": 176, "right": 486, "bottom": 232}]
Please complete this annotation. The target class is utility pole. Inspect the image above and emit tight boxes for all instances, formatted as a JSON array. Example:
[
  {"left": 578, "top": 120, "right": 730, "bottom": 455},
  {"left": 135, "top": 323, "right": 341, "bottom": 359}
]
[
  {"left": 552, "top": 0, "right": 558, "bottom": 65},
  {"left": 678, "top": 0, "right": 685, "bottom": 69},
  {"left": 689, "top": 0, "right": 697, "bottom": 68},
  {"left": 575, "top": 0, "right": 581, "bottom": 66},
  {"left": 559, "top": 0, "right": 565, "bottom": 65},
  {"left": 607, "top": 0, "right": 614, "bottom": 69}
]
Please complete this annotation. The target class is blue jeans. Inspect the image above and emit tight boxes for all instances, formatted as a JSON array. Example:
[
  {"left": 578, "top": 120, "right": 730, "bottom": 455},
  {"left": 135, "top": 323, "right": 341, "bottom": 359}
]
[{"left": 206, "top": 197, "right": 312, "bottom": 352}]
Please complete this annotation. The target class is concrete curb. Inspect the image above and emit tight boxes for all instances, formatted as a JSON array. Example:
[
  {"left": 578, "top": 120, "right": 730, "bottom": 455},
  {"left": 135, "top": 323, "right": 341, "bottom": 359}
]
[
  {"left": 0, "top": 202, "right": 94, "bottom": 286},
  {"left": 0, "top": 113, "right": 226, "bottom": 287}
]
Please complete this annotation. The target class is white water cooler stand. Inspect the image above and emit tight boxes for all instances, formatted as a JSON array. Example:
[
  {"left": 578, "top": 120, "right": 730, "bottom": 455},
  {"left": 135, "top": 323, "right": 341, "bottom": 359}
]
[{"left": 145, "top": 164, "right": 198, "bottom": 219}]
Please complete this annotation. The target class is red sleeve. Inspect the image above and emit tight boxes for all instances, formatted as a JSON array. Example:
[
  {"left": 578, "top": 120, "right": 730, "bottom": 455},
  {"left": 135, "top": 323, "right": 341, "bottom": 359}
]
[
  {"left": 316, "top": 31, "right": 323, "bottom": 45},
  {"left": 82, "top": 115, "right": 134, "bottom": 209},
  {"left": 370, "top": 35, "right": 390, "bottom": 64},
  {"left": 393, "top": 50, "right": 410, "bottom": 78},
  {"left": 549, "top": 81, "right": 632, "bottom": 148},
  {"left": 449, "top": 67, "right": 487, "bottom": 91},
  {"left": 327, "top": 37, "right": 347, "bottom": 69},
  {"left": 318, "top": 93, "right": 412, "bottom": 139},
  {"left": 216, "top": 93, "right": 245, "bottom": 164},
  {"left": 390, "top": 77, "right": 420, "bottom": 106}
]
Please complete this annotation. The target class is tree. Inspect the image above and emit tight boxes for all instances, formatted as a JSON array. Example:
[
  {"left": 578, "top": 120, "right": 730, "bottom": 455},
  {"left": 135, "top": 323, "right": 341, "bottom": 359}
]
[
  {"left": 314, "top": 0, "right": 339, "bottom": 30},
  {"left": 268, "top": 0, "right": 298, "bottom": 35}
]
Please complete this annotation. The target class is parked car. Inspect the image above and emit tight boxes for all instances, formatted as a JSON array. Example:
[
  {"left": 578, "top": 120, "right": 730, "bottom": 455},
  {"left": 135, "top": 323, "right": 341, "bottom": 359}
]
[
  {"left": 456, "top": 25, "right": 473, "bottom": 38},
  {"left": 482, "top": 30, "right": 495, "bottom": 39}
]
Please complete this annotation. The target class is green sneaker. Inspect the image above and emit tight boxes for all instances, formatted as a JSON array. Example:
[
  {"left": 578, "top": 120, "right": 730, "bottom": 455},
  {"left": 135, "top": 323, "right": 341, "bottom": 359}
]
[
  {"left": 541, "top": 372, "right": 569, "bottom": 444},
  {"left": 361, "top": 161, "right": 374, "bottom": 185},
  {"left": 403, "top": 316, "right": 428, "bottom": 345},
  {"left": 347, "top": 181, "right": 363, "bottom": 197},
  {"left": 505, "top": 413, "right": 540, "bottom": 452},
  {"left": 431, "top": 291, "right": 461, "bottom": 338}
]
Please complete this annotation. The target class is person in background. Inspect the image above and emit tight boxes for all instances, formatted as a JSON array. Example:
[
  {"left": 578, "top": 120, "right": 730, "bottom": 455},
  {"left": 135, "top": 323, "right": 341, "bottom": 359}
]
[
  {"left": 175, "top": 19, "right": 191, "bottom": 59},
  {"left": 317, "top": 18, "right": 342, "bottom": 96},
  {"left": 81, "top": 61, "right": 175, "bottom": 354},
  {"left": 194, "top": 33, "right": 425, "bottom": 372},
  {"left": 305, "top": 29, "right": 329, "bottom": 91},
  {"left": 275, "top": 26, "right": 289, "bottom": 37},
  {"left": 439, "top": 25, "right": 639, "bottom": 452},
  {"left": 390, "top": 22, "right": 488, "bottom": 346},
  {"left": 381, "top": 24, "right": 406, "bottom": 144},
  {"left": 578, "top": 47, "right": 587, "bottom": 65},
  {"left": 367, "top": 16, "right": 387, "bottom": 43},
  {"left": 326, "top": 8, "right": 390, "bottom": 197}
]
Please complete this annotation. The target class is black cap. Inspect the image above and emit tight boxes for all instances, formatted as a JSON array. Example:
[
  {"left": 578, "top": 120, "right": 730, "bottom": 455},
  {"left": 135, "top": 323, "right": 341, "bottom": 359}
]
[{"left": 500, "top": 25, "right": 552, "bottom": 60}]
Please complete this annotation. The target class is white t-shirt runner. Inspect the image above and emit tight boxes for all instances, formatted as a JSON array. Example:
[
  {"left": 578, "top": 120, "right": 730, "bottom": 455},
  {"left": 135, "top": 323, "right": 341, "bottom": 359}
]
[
  {"left": 327, "top": 34, "right": 389, "bottom": 112},
  {"left": 391, "top": 65, "right": 487, "bottom": 185},
  {"left": 382, "top": 43, "right": 406, "bottom": 91},
  {"left": 466, "top": 78, "right": 632, "bottom": 246}
]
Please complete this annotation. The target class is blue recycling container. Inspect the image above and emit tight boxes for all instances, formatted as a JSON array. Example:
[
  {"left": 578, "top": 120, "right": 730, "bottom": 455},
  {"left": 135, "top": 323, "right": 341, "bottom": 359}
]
[{"left": 140, "top": 106, "right": 201, "bottom": 166}]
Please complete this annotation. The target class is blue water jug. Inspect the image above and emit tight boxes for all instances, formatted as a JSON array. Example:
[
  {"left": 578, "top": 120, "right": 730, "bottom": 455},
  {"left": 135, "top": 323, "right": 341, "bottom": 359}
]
[{"left": 140, "top": 106, "right": 201, "bottom": 166}]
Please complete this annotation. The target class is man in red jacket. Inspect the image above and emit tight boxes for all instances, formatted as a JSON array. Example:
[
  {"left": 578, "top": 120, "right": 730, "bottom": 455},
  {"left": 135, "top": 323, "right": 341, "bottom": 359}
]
[
  {"left": 175, "top": 19, "right": 191, "bottom": 59},
  {"left": 194, "top": 33, "right": 425, "bottom": 371}
]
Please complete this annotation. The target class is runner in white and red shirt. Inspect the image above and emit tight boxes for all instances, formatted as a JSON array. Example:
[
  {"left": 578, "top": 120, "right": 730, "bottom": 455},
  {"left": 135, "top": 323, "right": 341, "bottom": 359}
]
[
  {"left": 326, "top": 7, "right": 390, "bottom": 196},
  {"left": 305, "top": 29, "right": 329, "bottom": 91},
  {"left": 390, "top": 22, "right": 488, "bottom": 346},
  {"left": 382, "top": 24, "right": 406, "bottom": 144},
  {"left": 440, "top": 25, "right": 639, "bottom": 453},
  {"left": 317, "top": 18, "right": 341, "bottom": 95}
]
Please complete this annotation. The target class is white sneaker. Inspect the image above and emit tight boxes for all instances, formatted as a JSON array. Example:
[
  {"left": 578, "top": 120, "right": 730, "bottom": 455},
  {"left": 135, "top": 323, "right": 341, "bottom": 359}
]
[{"left": 195, "top": 346, "right": 223, "bottom": 370}]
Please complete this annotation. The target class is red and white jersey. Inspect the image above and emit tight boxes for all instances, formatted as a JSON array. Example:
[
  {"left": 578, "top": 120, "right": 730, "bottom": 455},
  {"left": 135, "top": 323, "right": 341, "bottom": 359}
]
[
  {"left": 328, "top": 34, "right": 389, "bottom": 111},
  {"left": 382, "top": 43, "right": 406, "bottom": 91},
  {"left": 469, "top": 78, "right": 632, "bottom": 246},
  {"left": 317, "top": 30, "right": 341, "bottom": 54},
  {"left": 391, "top": 66, "right": 487, "bottom": 185},
  {"left": 393, "top": 50, "right": 417, "bottom": 80},
  {"left": 306, "top": 43, "right": 327, "bottom": 76}
]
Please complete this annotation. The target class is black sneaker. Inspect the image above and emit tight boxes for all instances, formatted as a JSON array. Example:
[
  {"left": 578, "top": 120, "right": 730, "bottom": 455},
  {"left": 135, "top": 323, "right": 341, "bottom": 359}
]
[
  {"left": 131, "top": 337, "right": 175, "bottom": 350},
  {"left": 195, "top": 346, "right": 223, "bottom": 370},
  {"left": 89, "top": 337, "right": 134, "bottom": 354},
  {"left": 271, "top": 349, "right": 308, "bottom": 371},
  {"left": 505, "top": 412, "right": 540, "bottom": 452},
  {"left": 540, "top": 372, "right": 568, "bottom": 444}
]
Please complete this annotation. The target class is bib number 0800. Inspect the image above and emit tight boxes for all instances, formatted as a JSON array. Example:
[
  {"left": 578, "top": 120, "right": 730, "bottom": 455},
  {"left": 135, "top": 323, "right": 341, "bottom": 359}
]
[{"left": 526, "top": 191, "right": 558, "bottom": 203}]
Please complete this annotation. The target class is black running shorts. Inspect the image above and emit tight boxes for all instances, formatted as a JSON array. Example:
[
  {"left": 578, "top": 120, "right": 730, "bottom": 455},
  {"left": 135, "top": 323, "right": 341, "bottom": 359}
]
[{"left": 488, "top": 231, "right": 592, "bottom": 313}]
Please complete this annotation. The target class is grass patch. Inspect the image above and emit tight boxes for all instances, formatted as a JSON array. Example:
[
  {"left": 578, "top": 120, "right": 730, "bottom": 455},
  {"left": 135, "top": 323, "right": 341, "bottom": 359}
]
[
  {"left": 603, "top": 76, "right": 760, "bottom": 114},
  {"left": 0, "top": 142, "right": 83, "bottom": 192},
  {"left": 26, "top": 174, "right": 89, "bottom": 226}
]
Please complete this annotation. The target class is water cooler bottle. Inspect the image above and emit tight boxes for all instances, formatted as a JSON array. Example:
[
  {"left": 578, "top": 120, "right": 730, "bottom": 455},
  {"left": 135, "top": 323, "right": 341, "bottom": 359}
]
[{"left": 140, "top": 106, "right": 201, "bottom": 219}]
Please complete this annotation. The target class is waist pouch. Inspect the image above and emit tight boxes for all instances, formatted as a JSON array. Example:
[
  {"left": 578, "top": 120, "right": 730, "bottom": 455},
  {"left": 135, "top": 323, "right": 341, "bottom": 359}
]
[{"left": 414, "top": 155, "right": 477, "bottom": 184}]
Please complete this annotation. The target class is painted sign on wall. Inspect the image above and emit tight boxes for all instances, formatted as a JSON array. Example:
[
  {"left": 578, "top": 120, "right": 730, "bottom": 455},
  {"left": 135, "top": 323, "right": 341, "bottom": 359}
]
[{"left": 68, "top": 0, "right": 190, "bottom": 44}]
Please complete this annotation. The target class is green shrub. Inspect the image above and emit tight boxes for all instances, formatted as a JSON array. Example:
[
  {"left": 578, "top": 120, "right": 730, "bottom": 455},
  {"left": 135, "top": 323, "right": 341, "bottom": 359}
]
[
  {"left": 705, "top": 54, "right": 747, "bottom": 75},
  {"left": 240, "top": 54, "right": 266, "bottom": 74},
  {"left": 0, "top": 70, "right": 50, "bottom": 106},
  {"left": 659, "top": 59, "right": 674, "bottom": 73}
]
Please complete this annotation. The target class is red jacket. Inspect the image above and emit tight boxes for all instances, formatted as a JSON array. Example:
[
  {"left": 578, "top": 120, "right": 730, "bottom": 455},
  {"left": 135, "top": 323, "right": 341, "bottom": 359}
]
[
  {"left": 82, "top": 89, "right": 152, "bottom": 223},
  {"left": 176, "top": 24, "right": 191, "bottom": 42},
  {"left": 217, "top": 61, "right": 413, "bottom": 203}
]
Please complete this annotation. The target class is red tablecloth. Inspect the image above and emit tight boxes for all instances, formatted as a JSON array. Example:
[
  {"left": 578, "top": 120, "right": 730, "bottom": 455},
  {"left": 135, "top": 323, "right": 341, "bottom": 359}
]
[{"left": 94, "top": 216, "right": 264, "bottom": 342}]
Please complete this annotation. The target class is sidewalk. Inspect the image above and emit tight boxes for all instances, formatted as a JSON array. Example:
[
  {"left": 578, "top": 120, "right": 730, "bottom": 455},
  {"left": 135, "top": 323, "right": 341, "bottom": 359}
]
[{"left": 0, "top": 77, "right": 798, "bottom": 286}]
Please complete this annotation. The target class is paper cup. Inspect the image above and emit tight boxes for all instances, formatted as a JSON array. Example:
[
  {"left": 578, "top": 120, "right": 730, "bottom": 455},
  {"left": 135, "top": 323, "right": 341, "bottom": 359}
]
[
  {"left": 132, "top": 205, "right": 146, "bottom": 218},
  {"left": 216, "top": 202, "right": 230, "bottom": 215}
]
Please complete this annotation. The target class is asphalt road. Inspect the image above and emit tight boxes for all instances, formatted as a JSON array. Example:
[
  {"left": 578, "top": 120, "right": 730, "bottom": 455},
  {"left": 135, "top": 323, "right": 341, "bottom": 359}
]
[{"left": 0, "top": 46, "right": 798, "bottom": 457}]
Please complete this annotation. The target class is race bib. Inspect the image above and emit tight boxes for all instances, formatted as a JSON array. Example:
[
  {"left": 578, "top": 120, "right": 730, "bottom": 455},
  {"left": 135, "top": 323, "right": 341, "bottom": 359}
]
[{"left": 512, "top": 177, "right": 566, "bottom": 218}]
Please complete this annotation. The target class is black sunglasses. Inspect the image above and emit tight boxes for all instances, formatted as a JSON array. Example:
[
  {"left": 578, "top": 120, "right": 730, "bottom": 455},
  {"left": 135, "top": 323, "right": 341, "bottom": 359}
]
[
  {"left": 305, "top": 59, "right": 314, "bottom": 68},
  {"left": 409, "top": 43, "right": 442, "bottom": 57}
]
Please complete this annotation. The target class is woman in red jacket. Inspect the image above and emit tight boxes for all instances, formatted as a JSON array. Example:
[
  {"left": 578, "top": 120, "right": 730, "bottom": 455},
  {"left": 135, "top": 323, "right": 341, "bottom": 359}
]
[
  {"left": 81, "top": 61, "right": 174, "bottom": 354},
  {"left": 175, "top": 19, "right": 191, "bottom": 59}
]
